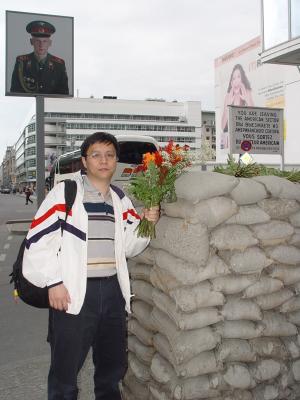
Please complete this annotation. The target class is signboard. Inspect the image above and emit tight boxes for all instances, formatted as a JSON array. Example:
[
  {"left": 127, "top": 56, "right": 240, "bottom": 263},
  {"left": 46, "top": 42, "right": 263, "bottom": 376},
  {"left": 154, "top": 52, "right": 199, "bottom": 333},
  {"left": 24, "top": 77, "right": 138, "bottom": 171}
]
[
  {"left": 6, "top": 10, "right": 74, "bottom": 97},
  {"left": 229, "top": 106, "right": 283, "bottom": 155},
  {"left": 215, "top": 36, "right": 300, "bottom": 164}
]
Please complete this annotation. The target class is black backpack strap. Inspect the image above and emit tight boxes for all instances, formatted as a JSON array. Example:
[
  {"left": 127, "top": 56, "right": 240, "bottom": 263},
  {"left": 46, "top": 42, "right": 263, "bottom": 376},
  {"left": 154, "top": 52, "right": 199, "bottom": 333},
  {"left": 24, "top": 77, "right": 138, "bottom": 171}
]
[{"left": 61, "top": 179, "right": 77, "bottom": 236}]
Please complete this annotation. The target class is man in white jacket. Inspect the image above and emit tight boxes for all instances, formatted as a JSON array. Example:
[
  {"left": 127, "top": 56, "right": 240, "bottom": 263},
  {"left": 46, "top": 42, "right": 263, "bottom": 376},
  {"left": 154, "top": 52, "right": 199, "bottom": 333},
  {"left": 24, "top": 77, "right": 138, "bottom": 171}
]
[{"left": 23, "top": 132, "right": 159, "bottom": 400}]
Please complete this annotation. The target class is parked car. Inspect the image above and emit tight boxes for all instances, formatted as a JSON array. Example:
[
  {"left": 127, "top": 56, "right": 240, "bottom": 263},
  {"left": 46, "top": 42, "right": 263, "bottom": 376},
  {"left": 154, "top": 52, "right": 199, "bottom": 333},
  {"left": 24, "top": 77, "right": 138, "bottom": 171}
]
[{"left": 1, "top": 187, "right": 11, "bottom": 194}]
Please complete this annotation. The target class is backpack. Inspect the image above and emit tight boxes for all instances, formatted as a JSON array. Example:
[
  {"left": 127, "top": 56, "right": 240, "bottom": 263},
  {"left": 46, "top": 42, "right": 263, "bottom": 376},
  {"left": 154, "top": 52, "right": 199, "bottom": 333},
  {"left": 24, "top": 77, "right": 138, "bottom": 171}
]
[{"left": 9, "top": 179, "right": 77, "bottom": 308}]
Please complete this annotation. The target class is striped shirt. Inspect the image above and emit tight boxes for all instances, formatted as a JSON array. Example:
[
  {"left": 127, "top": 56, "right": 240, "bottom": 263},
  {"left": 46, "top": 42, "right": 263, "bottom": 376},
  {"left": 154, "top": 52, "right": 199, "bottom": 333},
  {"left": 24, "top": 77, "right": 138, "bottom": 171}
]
[{"left": 83, "top": 176, "right": 116, "bottom": 278}]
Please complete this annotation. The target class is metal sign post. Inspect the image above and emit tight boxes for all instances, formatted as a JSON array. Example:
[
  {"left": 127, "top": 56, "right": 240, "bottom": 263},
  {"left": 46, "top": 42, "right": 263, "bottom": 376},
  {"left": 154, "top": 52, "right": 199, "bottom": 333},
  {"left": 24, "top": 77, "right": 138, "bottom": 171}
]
[{"left": 36, "top": 96, "right": 45, "bottom": 208}]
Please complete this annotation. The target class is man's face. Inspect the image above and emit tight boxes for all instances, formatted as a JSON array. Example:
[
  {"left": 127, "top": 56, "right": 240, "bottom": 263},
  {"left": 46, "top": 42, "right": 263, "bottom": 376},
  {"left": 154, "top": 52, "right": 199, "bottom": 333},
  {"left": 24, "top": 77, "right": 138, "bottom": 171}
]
[
  {"left": 30, "top": 37, "right": 52, "bottom": 59},
  {"left": 82, "top": 142, "right": 118, "bottom": 185}
]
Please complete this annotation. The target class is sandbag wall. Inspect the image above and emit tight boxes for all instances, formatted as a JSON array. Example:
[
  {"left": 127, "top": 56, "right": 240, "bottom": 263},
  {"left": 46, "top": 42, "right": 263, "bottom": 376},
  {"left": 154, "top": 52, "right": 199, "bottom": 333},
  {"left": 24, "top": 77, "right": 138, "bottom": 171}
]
[{"left": 122, "top": 172, "right": 300, "bottom": 400}]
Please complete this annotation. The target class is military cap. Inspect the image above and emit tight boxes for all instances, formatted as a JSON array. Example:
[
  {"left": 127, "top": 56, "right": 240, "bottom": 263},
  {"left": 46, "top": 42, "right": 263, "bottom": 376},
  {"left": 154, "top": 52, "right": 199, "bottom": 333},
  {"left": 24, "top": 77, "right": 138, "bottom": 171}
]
[{"left": 26, "top": 20, "right": 56, "bottom": 37}]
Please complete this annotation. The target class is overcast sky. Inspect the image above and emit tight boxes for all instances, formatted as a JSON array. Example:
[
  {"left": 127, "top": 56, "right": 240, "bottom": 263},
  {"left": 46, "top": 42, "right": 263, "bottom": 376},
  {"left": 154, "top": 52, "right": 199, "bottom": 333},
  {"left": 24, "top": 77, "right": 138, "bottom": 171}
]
[{"left": 0, "top": 0, "right": 260, "bottom": 161}]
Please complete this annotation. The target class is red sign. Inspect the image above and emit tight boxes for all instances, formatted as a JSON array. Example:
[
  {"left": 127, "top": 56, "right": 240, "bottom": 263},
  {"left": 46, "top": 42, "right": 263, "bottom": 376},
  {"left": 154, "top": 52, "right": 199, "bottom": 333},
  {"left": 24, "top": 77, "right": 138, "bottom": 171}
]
[{"left": 241, "top": 140, "right": 252, "bottom": 152}]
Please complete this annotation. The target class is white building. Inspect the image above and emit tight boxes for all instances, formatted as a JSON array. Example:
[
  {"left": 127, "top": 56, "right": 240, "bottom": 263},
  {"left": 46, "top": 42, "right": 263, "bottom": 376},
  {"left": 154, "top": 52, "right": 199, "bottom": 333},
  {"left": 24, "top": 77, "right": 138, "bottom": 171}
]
[{"left": 14, "top": 97, "right": 203, "bottom": 187}]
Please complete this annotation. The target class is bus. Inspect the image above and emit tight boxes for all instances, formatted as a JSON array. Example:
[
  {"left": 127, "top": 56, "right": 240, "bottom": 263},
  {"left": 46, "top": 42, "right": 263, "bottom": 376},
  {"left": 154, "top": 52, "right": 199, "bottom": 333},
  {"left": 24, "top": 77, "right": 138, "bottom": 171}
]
[{"left": 48, "top": 135, "right": 159, "bottom": 190}]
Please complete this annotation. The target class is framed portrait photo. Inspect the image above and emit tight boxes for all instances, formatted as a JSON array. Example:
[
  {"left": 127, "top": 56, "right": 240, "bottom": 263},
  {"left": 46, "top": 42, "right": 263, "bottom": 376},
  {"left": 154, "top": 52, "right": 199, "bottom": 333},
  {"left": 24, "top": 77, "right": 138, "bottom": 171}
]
[{"left": 6, "top": 10, "right": 74, "bottom": 97}]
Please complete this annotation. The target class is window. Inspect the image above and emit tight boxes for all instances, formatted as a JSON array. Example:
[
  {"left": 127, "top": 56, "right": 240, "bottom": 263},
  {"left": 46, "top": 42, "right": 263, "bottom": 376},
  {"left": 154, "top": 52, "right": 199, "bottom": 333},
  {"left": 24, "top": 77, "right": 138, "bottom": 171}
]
[{"left": 118, "top": 141, "right": 157, "bottom": 164}]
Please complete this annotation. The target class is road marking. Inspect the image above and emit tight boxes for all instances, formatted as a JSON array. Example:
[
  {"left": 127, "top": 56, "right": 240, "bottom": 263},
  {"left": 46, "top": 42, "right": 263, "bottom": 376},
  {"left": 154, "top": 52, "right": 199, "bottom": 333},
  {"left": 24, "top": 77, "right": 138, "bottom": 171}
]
[
  {"left": 4, "top": 243, "right": 10, "bottom": 250},
  {"left": 7, "top": 236, "right": 13, "bottom": 240},
  {"left": 0, "top": 254, "right": 6, "bottom": 262}
]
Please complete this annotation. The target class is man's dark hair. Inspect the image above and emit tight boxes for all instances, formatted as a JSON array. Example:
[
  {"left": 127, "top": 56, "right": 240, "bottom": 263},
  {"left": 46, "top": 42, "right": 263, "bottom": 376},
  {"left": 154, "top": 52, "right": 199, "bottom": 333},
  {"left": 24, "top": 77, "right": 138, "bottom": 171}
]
[{"left": 80, "top": 132, "right": 120, "bottom": 158}]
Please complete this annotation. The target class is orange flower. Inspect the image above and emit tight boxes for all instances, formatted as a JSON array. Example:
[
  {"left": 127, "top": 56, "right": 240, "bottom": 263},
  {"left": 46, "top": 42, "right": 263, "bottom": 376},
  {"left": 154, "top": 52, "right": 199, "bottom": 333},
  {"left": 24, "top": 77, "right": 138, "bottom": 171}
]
[{"left": 143, "top": 152, "right": 156, "bottom": 167}]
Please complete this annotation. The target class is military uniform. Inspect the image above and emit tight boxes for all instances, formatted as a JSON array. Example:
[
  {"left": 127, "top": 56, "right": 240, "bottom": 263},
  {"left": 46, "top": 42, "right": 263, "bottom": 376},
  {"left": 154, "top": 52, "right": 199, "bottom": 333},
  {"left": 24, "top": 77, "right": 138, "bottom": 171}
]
[
  {"left": 10, "top": 20, "right": 69, "bottom": 95},
  {"left": 10, "top": 52, "right": 69, "bottom": 95}
]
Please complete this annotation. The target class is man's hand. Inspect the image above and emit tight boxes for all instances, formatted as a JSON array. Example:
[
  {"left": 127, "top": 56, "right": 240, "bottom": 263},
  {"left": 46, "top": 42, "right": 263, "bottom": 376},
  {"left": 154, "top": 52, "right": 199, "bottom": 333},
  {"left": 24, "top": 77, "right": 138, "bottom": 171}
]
[
  {"left": 48, "top": 283, "right": 71, "bottom": 311},
  {"left": 142, "top": 206, "right": 160, "bottom": 225}
]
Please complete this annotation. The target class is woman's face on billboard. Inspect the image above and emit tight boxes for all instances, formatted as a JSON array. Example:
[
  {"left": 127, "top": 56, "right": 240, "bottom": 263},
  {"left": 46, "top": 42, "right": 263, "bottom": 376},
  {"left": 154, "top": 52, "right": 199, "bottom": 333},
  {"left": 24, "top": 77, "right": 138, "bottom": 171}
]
[{"left": 231, "top": 68, "right": 242, "bottom": 93}]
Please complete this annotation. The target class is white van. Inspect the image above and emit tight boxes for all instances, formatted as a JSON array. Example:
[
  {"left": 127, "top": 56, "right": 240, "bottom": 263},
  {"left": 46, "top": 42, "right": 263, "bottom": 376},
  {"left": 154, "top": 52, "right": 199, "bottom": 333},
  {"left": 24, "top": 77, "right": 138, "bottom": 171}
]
[{"left": 48, "top": 135, "right": 159, "bottom": 189}]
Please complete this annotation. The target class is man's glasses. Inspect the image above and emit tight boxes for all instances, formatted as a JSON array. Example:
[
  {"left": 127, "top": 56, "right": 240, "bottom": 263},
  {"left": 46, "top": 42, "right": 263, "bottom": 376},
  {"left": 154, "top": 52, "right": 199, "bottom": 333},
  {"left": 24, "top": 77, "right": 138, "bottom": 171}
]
[{"left": 86, "top": 152, "right": 117, "bottom": 161}]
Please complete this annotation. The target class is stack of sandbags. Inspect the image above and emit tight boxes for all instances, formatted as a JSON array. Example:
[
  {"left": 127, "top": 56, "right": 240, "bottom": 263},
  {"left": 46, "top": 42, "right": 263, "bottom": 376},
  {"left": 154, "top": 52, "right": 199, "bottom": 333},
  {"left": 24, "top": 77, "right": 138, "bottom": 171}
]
[
  {"left": 122, "top": 247, "right": 156, "bottom": 400},
  {"left": 125, "top": 172, "right": 300, "bottom": 400}
]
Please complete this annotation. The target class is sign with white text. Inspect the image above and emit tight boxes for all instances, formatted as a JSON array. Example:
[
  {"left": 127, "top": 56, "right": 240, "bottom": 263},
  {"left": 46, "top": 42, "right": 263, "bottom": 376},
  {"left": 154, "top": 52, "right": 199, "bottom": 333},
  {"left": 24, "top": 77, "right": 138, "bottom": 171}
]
[{"left": 229, "top": 106, "right": 283, "bottom": 155}]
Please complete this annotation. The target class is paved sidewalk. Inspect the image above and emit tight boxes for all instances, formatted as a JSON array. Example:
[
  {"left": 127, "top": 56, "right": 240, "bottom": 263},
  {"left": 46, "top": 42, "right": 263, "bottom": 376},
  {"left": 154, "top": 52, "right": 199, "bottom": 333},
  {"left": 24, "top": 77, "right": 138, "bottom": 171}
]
[{"left": 0, "top": 352, "right": 94, "bottom": 400}]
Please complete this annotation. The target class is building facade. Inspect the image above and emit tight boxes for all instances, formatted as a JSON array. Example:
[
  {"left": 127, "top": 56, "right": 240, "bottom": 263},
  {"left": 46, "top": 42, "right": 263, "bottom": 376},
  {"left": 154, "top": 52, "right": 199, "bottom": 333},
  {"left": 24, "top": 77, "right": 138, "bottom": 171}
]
[
  {"left": 13, "top": 97, "right": 205, "bottom": 187},
  {"left": 1, "top": 146, "right": 16, "bottom": 189}
]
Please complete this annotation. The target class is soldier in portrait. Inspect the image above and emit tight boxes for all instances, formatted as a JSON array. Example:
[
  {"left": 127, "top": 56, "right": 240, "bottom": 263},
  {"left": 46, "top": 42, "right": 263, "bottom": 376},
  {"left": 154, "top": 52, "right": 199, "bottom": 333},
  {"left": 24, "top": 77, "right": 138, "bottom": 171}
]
[{"left": 10, "top": 20, "right": 69, "bottom": 95}]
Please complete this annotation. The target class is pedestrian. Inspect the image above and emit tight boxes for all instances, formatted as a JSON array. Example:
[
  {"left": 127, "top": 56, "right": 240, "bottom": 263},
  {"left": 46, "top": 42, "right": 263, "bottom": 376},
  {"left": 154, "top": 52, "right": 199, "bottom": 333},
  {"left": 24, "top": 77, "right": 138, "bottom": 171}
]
[
  {"left": 25, "top": 187, "right": 33, "bottom": 204},
  {"left": 23, "top": 132, "right": 160, "bottom": 399},
  {"left": 10, "top": 20, "right": 69, "bottom": 95}
]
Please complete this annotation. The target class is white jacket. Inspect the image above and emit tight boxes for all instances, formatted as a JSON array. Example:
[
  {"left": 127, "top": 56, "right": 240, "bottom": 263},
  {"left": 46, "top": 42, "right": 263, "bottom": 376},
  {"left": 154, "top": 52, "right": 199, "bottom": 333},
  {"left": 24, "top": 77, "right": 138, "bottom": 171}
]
[{"left": 23, "top": 171, "right": 149, "bottom": 314}]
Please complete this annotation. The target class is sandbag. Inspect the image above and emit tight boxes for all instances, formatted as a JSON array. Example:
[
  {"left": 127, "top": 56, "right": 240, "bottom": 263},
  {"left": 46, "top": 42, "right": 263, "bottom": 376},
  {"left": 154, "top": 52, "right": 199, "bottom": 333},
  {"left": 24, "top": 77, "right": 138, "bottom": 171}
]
[
  {"left": 260, "top": 311, "right": 298, "bottom": 337},
  {"left": 252, "top": 384, "right": 279, "bottom": 400},
  {"left": 255, "top": 288, "right": 294, "bottom": 311},
  {"left": 151, "top": 353, "right": 175, "bottom": 384},
  {"left": 132, "top": 300, "right": 156, "bottom": 332},
  {"left": 151, "top": 308, "right": 221, "bottom": 364},
  {"left": 253, "top": 175, "right": 300, "bottom": 201},
  {"left": 217, "top": 339, "right": 256, "bottom": 363},
  {"left": 226, "top": 205, "right": 270, "bottom": 225},
  {"left": 123, "top": 366, "right": 150, "bottom": 399},
  {"left": 243, "top": 277, "right": 283, "bottom": 298},
  {"left": 221, "top": 390, "right": 253, "bottom": 400},
  {"left": 223, "top": 363, "right": 253, "bottom": 389},
  {"left": 175, "top": 171, "right": 238, "bottom": 203},
  {"left": 222, "top": 247, "right": 272, "bottom": 275},
  {"left": 292, "top": 359, "right": 300, "bottom": 381},
  {"left": 249, "top": 359, "right": 281, "bottom": 382},
  {"left": 150, "top": 265, "right": 182, "bottom": 293},
  {"left": 152, "top": 289, "right": 223, "bottom": 330},
  {"left": 250, "top": 220, "right": 294, "bottom": 246},
  {"left": 169, "top": 281, "right": 225, "bottom": 312},
  {"left": 149, "top": 381, "right": 172, "bottom": 400},
  {"left": 268, "top": 264, "right": 300, "bottom": 285},
  {"left": 289, "top": 211, "right": 300, "bottom": 228},
  {"left": 163, "top": 196, "right": 238, "bottom": 227},
  {"left": 210, "top": 224, "right": 258, "bottom": 251},
  {"left": 280, "top": 296, "right": 300, "bottom": 313},
  {"left": 128, "top": 261, "right": 152, "bottom": 282},
  {"left": 131, "top": 246, "right": 155, "bottom": 265},
  {"left": 249, "top": 337, "right": 288, "bottom": 360},
  {"left": 153, "top": 249, "right": 230, "bottom": 285},
  {"left": 215, "top": 320, "right": 265, "bottom": 339},
  {"left": 151, "top": 216, "right": 209, "bottom": 265},
  {"left": 281, "top": 336, "right": 300, "bottom": 359},
  {"left": 131, "top": 279, "right": 153, "bottom": 306},
  {"left": 265, "top": 245, "right": 300, "bottom": 265},
  {"left": 258, "top": 198, "right": 300, "bottom": 219},
  {"left": 153, "top": 332, "right": 221, "bottom": 378},
  {"left": 211, "top": 275, "right": 258, "bottom": 295},
  {"left": 128, "top": 318, "right": 153, "bottom": 346},
  {"left": 230, "top": 178, "right": 267, "bottom": 205},
  {"left": 222, "top": 297, "right": 263, "bottom": 321},
  {"left": 287, "top": 310, "right": 300, "bottom": 326},
  {"left": 128, "top": 335, "right": 155, "bottom": 365},
  {"left": 128, "top": 352, "right": 151, "bottom": 383},
  {"left": 289, "top": 228, "right": 300, "bottom": 247}
]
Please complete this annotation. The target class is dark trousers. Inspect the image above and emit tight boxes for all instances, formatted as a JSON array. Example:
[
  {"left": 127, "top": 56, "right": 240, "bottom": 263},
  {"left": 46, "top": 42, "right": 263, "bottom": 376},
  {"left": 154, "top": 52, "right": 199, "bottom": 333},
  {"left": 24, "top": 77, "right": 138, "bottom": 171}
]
[
  {"left": 25, "top": 194, "right": 33, "bottom": 204},
  {"left": 47, "top": 275, "right": 127, "bottom": 400}
]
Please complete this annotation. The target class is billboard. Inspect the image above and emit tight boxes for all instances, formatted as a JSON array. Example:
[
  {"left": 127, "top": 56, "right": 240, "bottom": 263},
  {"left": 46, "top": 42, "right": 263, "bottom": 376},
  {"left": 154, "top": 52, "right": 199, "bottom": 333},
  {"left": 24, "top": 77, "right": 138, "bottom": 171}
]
[
  {"left": 6, "top": 10, "right": 73, "bottom": 97},
  {"left": 215, "top": 36, "right": 300, "bottom": 164}
]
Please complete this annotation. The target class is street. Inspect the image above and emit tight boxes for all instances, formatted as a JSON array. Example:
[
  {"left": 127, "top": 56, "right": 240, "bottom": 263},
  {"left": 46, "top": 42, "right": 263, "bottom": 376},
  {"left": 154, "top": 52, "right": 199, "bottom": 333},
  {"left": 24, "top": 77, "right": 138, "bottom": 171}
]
[{"left": 0, "top": 194, "right": 93, "bottom": 399}]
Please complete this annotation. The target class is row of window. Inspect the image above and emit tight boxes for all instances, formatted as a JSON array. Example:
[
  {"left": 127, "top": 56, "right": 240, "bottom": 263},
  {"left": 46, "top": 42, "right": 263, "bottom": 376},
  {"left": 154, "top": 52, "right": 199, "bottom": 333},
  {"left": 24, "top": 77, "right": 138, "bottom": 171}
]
[
  {"left": 44, "top": 112, "right": 180, "bottom": 122},
  {"left": 65, "top": 123, "right": 195, "bottom": 132},
  {"left": 155, "top": 136, "right": 196, "bottom": 143},
  {"left": 28, "top": 123, "right": 36, "bottom": 133},
  {"left": 26, "top": 135, "right": 36, "bottom": 144}
]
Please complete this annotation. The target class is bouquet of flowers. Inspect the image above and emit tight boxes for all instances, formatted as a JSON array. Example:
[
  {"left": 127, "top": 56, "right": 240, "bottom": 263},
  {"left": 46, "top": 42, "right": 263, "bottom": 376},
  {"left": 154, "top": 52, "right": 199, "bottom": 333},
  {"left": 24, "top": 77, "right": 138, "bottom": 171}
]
[{"left": 128, "top": 141, "right": 191, "bottom": 239}]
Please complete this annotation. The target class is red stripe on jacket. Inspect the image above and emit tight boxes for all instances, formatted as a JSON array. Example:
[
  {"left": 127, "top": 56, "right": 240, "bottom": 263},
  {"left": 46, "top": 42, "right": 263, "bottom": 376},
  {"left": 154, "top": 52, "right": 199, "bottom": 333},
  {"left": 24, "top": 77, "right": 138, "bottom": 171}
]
[
  {"left": 123, "top": 209, "right": 141, "bottom": 221},
  {"left": 30, "top": 204, "right": 72, "bottom": 229}
]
